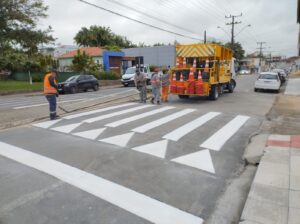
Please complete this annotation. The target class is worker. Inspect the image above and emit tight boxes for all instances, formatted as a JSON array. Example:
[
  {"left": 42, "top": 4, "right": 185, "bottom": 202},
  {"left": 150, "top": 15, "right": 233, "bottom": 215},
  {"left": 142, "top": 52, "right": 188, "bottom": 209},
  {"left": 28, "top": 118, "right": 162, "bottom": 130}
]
[
  {"left": 161, "top": 69, "right": 170, "bottom": 102},
  {"left": 134, "top": 68, "right": 147, "bottom": 103},
  {"left": 151, "top": 68, "right": 161, "bottom": 104},
  {"left": 44, "top": 68, "right": 59, "bottom": 120}
]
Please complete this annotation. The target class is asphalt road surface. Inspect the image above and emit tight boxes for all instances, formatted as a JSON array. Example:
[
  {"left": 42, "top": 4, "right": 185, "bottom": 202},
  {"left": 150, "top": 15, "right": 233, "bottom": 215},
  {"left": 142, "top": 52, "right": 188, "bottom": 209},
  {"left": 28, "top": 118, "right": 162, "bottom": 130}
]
[{"left": 0, "top": 75, "right": 278, "bottom": 224}]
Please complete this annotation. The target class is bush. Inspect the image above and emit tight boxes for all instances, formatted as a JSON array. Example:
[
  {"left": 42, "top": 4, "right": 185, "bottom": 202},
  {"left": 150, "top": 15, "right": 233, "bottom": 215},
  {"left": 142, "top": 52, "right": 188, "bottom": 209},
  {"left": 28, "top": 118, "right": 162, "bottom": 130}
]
[
  {"left": 98, "top": 71, "right": 121, "bottom": 80},
  {"left": 31, "top": 73, "right": 42, "bottom": 82}
]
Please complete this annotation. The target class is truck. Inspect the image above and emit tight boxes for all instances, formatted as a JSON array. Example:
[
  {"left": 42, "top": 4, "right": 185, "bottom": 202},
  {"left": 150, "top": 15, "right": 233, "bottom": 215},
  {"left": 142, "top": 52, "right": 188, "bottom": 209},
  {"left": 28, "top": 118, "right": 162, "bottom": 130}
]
[
  {"left": 170, "top": 43, "right": 236, "bottom": 100},
  {"left": 121, "top": 65, "right": 152, "bottom": 87}
]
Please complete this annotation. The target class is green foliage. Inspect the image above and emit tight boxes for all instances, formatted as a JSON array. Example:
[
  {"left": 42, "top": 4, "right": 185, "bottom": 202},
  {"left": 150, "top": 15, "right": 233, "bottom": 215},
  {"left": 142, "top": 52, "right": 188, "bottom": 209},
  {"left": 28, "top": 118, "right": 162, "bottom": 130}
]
[
  {"left": 98, "top": 71, "right": 120, "bottom": 80},
  {"left": 0, "top": 80, "right": 43, "bottom": 93},
  {"left": 224, "top": 42, "right": 245, "bottom": 60},
  {"left": 0, "top": 0, "right": 55, "bottom": 71},
  {"left": 104, "top": 45, "right": 122, "bottom": 52},
  {"left": 74, "top": 25, "right": 135, "bottom": 48},
  {"left": 31, "top": 73, "right": 42, "bottom": 82},
  {"left": 70, "top": 50, "right": 103, "bottom": 77}
]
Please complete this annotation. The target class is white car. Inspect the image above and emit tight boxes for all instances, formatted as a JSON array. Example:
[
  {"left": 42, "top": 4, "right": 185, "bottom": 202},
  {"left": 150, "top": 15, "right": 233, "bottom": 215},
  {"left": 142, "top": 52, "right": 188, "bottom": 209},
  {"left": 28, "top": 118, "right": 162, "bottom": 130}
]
[
  {"left": 254, "top": 72, "right": 281, "bottom": 93},
  {"left": 239, "top": 69, "right": 250, "bottom": 75}
]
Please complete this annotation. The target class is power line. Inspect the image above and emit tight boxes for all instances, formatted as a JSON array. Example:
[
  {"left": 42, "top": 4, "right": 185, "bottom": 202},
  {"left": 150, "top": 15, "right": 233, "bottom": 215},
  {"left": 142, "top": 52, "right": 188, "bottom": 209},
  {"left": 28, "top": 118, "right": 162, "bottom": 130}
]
[
  {"left": 77, "top": 0, "right": 203, "bottom": 42},
  {"left": 225, "top": 13, "right": 242, "bottom": 45},
  {"left": 97, "top": 0, "right": 198, "bottom": 36}
]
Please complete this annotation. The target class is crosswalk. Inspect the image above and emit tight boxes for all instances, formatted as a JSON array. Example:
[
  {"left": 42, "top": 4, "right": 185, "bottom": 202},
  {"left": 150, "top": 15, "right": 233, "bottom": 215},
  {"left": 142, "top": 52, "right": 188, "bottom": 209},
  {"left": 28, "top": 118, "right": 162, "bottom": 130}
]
[{"left": 32, "top": 103, "right": 251, "bottom": 174}]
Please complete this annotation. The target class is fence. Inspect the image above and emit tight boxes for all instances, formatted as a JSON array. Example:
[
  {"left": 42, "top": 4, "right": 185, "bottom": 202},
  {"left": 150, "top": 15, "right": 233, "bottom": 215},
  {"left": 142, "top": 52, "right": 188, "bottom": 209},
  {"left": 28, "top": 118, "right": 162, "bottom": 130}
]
[{"left": 12, "top": 72, "right": 82, "bottom": 82}]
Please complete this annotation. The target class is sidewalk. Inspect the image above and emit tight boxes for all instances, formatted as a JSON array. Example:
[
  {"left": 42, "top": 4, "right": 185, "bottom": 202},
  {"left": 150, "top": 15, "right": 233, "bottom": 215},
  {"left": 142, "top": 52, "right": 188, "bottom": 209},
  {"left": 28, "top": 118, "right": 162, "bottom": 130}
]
[{"left": 240, "top": 134, "right": 300, "bottom": 224}]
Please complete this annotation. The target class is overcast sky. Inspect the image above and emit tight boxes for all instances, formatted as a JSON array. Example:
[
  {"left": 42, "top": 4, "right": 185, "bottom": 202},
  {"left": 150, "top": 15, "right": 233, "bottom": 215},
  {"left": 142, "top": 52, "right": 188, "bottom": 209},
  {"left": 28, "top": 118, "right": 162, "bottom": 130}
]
[{"left": 41, "top": 0, "right": 298, "bottom": 57}]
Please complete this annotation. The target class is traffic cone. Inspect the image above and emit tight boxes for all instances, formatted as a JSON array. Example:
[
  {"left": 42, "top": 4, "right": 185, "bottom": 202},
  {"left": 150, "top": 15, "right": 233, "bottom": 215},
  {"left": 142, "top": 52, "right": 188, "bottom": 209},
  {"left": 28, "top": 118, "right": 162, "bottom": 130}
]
[
  {"left": 192, "top": 58, "right": 197, "bottom": 70},
  {"left": 171, "top": 72, "right": 176, "bottom": 85},
  {"left": 179, "top": 73, "right": 184, "bottom": 85},
  {"left": 197, "top": 70, "right": 203, "bottom": 83},
  {"left": 183, "top": 57, "right": 186, "bottom": 68},
  {"left": 188, "top": 68, "right": 194, "bottom": 81},
  {"left": 170, "top": 72, "right": 177, "bottom": 93},
  {"left": 176, "top": 57, "right": 180, "bottom": 68},
  {"left": 177, "top": 73, "right": 185, "bottom": 94},
  {"left": 204, "top": 59, "right": 209, "bottom": 73}
]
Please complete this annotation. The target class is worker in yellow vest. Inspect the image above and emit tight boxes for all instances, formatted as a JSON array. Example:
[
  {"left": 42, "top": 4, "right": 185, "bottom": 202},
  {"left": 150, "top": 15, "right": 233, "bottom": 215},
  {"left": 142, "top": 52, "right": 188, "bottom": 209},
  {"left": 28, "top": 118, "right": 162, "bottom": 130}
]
[{"left": 44, "top": 69, "right": 59, "bottom": 120}]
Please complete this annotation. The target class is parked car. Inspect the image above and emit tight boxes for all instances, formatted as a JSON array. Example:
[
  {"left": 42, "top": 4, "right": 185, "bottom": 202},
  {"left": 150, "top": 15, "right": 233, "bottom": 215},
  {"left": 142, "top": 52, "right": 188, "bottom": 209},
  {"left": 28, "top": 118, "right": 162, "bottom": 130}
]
[
  {"left": 239, "top": 69, "right": 250, "bottom": 75},
  {"left": 121, "top": 65, "right": 152, "bottom": 87},
  {"left": 57, "top": 75, "right": 99, "bottom": 94},
  {"left": 272, "top": 69, "right": 287, "bottom": 83},
  {"left": 254, "top": 72, "right": 281, "bottom": 93}
]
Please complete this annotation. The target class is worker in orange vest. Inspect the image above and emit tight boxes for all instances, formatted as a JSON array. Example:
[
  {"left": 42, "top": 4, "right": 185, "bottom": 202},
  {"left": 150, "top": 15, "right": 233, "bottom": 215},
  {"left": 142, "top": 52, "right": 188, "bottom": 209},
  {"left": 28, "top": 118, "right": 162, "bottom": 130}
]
[
  {"left": 161, "top": 69, "right": 170, "bottom": 102},
  {"left": 44, "top": 69, "right": 59, "bottom": 120}
]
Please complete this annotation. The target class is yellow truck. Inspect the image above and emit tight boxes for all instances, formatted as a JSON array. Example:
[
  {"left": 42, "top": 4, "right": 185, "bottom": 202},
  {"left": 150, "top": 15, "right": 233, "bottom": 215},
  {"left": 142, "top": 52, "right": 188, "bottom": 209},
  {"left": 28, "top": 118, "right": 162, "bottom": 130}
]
[{"left": 170, "top": 43, "right": 236, "bottom": 100}]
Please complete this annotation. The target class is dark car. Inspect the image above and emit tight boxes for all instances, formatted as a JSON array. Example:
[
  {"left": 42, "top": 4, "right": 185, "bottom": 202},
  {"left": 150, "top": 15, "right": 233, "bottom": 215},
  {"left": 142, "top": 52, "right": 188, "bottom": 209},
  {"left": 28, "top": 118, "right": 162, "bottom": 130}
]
[{"left": 57, "top": 75, "right": 99, "bottom": 94}]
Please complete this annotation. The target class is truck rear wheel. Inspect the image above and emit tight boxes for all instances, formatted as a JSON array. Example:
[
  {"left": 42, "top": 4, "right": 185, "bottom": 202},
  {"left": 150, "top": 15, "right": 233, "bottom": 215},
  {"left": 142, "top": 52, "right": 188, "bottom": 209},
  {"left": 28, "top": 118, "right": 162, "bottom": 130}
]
[
  {"left": 228, "top": 79, "right": 235, "bottom": 93},
  {"left": 178, "top": 95, "right": 189, "bottom": 99},
  {"left": 209, "top": 85, "right": 219, "bottom": 100}
]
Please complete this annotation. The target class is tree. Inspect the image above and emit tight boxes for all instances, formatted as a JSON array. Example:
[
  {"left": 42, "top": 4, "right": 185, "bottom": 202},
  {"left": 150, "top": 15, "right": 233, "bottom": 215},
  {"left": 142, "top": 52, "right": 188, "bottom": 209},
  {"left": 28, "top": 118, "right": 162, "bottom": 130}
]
[
  {"left": 74, "top": 25, "right": 135, "bottom": 48},
  {"left": 224, "top": 42, "right": 245, "bottom": 60},
  {"left": 0, "top": 0, "right": 54, "bottom": 71},
  {"left": 70, "top": 50, "right": 102, "bottom": 77}
]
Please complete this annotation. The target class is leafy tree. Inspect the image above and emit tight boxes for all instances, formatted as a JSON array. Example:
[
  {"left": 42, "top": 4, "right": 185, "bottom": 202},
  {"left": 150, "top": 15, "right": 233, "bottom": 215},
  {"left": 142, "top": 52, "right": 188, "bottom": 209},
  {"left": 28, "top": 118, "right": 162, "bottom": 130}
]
[
  {"left": 74, "top": 25, "right": 135, "bottom": 48},
  {"left": 224, "top": 42, "right": 245, "bottom": 60},
  {"left": 70, "top": 50, "right": 102, "bottom": 77},
  {"left": 0, "top": 0, "right": 54, "bottom": 71}
]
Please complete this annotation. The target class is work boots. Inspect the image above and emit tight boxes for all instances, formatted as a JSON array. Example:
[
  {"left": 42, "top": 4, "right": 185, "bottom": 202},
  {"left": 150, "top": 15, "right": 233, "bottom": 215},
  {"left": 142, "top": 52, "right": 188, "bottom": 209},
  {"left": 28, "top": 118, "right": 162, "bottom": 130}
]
[{"left": 50, "top": 112, "right": 60, "bottom": 120}]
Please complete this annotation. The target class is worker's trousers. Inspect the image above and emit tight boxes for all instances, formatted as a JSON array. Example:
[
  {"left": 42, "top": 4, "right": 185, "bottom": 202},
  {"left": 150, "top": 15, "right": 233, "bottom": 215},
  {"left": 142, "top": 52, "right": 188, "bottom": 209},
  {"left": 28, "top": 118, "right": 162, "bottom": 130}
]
[
  {"left": 161, "top": 86, "right": 169, "bottom": 102},
  {"left": 152, "top": 86, "right": 161, "bottom": 103},
  {"left": 138, "top": 85, "right": 147, "bottom": 102},
  {"left": 45, "top": 94, "right": 57, "bottom": 116}
]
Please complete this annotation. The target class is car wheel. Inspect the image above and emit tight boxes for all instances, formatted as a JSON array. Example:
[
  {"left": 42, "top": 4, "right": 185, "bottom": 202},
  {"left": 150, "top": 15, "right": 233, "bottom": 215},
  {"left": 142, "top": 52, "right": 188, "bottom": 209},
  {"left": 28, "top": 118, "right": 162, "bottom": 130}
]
[
  {"left": 70, "top": 86, "right": 77, "bottom": 94},
  {"left": 254, "top": 88, "right": 258, "bottom": 92},
  {"left": 123, "top": 84, "right": 128, "bottom": 87},
  {"left": 83, "top": 89, "right": 87, "bottom": 92},
  {"left": 93, "top": 84, "right": 99, "bottom": 91},
  {"left": 209, "top": 85, "right": 219, "bottom": 100}
]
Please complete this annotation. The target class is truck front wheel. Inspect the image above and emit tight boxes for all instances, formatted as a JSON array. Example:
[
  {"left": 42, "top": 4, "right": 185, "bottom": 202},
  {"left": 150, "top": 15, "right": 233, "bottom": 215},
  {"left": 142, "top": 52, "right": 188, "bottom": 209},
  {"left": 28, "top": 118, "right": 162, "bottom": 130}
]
[
  {"left": 209, "top": 85, "right": 219, "bottom": 100},
  {"left": 228, "top": 79, "right": 235, "bottom": 93}
]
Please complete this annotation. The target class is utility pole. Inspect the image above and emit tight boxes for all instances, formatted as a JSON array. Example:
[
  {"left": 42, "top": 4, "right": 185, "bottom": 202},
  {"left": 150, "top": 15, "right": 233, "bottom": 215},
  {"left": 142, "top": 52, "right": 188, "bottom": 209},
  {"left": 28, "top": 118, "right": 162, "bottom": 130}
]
[
  {"left": 257, "top": 42, "right": 266, "bottom": 73},
  {"left": 204, "top": 30, "right": 206, "bottom": 44},
  {"left": 225, "top": 13, "right": 242, "bottom": 45}
]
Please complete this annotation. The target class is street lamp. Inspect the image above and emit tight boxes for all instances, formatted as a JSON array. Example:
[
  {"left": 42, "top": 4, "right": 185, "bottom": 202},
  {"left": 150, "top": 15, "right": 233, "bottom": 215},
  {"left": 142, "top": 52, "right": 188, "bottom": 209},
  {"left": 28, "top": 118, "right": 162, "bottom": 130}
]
[
  {"left": 217, "top": 26, "right": 231, "bottom": 39},
  {"left": 235, "top": 24, "right": 251, "bottom": 38}
]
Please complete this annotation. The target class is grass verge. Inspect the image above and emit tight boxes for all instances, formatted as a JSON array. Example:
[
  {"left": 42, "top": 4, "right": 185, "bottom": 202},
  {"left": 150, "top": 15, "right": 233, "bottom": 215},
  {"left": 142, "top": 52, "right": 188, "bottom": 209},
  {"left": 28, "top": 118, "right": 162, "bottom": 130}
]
[{"left": 0, "top": 80, "right": 43, "bottom": 95}]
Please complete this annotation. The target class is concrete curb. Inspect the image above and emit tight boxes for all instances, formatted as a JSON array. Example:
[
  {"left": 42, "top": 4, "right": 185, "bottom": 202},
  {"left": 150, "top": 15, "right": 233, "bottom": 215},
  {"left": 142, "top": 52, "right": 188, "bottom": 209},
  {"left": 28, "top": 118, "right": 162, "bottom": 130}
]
[{"left": 240, "top": 134, "right": 300, "bottom": 224}]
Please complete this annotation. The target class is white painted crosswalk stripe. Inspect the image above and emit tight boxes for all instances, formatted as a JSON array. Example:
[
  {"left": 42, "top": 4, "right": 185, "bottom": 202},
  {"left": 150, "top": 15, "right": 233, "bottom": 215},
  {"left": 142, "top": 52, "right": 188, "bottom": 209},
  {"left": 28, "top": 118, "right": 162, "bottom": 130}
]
[
  {"left": 64, "top": 103, "right": 137, "bottom": 119},
  {"left": 132, "top": 140, "right": 168, "bottom": 159},
  {"left": 0, "top": 141, "right": 203, "bottom": 224},
  {"left": 99, "top": 132, "right": 135, "bottom": 147},
  {"left": 84, "top": 105, "right": 153, "bottom": 123},
  {"left": 72, "top": 128, "right": 106, "bottom": 140},
  {"left": 105, "top": 106, "right": 175, "bottom": 128},
  {"left": 33, "top": 119, "right": 62, "bottom": 129},
  {"left": 200, "top": 115, "right": 250, "bottom": 151},
  {"left": 172, "top": 149, "right": 215, "bottom": 174},
  {"left": 132, "top": 109, "right": 196, "bottom": 133},
  {"left": 51, "top": 122, "right": 82, "bottom": 134},
  {"left": 163, "top": 112, "right": 221, "bottom": 142}
]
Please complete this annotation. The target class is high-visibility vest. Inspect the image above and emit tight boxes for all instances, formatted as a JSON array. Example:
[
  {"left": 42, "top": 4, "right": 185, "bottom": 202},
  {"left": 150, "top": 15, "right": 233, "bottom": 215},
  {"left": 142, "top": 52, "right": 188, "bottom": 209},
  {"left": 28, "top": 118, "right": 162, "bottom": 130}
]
[{"left": 43, "top": 73, "right": 57, "bottom": 94}]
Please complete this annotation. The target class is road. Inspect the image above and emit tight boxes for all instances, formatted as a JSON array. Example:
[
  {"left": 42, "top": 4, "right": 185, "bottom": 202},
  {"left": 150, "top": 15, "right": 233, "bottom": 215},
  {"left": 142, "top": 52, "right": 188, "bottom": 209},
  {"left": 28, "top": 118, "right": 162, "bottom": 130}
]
[
  {"left": 0, "top": 75, "right": 277, "bottom": 224},
  {"left": 0, "top": 87, "right": 134, "bottom": 111}
]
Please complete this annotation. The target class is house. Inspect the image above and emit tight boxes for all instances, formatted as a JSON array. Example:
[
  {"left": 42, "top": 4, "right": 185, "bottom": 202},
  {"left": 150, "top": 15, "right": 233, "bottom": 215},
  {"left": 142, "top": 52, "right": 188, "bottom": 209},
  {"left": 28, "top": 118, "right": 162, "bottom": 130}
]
[{"left": 57, "top": 47, "right": 127, "bottom": 74}]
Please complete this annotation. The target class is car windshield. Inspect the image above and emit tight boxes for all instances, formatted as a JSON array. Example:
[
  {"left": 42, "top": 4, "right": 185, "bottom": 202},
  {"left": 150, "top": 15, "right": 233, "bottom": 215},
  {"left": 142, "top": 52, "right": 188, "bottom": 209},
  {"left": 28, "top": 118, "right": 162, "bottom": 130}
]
[
  {"left": 125, "top": 67, "right": 138, "bottom": 74},
  {"left": 65, "top": 76, "right": 79, "bottom": 82},
  {"left": 259, "top": 74, "right": 277, "bottom": 80}
]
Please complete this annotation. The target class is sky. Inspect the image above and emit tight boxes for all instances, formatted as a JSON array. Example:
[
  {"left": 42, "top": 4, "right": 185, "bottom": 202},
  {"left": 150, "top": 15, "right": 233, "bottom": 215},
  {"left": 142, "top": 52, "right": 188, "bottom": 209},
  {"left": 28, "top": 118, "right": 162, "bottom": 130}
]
[{"left": 40, "top": 0, "right": 298, "bottom": 57}]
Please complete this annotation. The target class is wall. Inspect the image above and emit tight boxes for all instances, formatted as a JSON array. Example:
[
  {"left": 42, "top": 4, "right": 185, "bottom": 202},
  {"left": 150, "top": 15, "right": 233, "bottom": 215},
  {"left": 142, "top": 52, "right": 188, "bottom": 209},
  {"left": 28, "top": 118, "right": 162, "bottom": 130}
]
[{"left": 122, "top": 45, "right": 175, "bottom": 67}]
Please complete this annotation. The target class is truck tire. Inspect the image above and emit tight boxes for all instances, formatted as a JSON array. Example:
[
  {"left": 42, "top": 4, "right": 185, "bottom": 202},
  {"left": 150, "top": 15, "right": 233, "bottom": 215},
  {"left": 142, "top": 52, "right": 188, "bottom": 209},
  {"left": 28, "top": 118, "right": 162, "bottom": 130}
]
[
  {"left": 178, "top": 95, "right": 189, "bottom": 99},
  {"left": 228, "top": 79, "right": 235, "bottom": 93},
  {"left": 209, "top": 85, "right": 219, "bottom": 100}
]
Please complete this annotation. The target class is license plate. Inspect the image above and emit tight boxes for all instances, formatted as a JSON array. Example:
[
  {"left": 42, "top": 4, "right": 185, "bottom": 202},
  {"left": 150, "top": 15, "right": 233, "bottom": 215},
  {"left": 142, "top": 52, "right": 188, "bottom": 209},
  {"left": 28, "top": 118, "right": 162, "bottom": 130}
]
[
  {"left": 264, "top": 81, "right": 271, "bottom": 83},
  {"left": 58, "top": 88, "right": 63, "bottom": 91}
]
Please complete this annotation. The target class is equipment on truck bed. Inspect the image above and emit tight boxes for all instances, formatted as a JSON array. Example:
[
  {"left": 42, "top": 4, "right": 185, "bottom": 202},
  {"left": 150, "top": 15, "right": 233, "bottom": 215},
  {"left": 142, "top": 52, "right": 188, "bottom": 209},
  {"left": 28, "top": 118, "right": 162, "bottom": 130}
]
[{"left": 170, "top": 43, "right": 236, "bottom": 100}]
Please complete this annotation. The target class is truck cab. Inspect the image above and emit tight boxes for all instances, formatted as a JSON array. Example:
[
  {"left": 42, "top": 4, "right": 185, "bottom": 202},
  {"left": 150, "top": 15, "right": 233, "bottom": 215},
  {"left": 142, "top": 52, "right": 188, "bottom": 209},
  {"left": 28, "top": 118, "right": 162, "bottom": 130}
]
[{"left": 121, "top": 65, "right": 152, "bottom": 87}]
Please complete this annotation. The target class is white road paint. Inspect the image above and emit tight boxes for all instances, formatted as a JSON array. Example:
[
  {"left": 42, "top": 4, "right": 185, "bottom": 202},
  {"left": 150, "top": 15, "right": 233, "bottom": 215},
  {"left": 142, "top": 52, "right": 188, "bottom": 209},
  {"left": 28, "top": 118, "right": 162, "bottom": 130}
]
[
  {"left": 32, "top": 119, "right": 63, "bottom": 129},
  {"left": 132, "top": 109, "right": 196, "bottom": 133},
  {"left": 200, "top": 115, "right": 250, "bottom": 151},
  {"left": 0, "top": 141, "right": 203, "bottom": 224},
  {"left": 84, "top": 105, "right": 153, "bottom": 123},
  {"left": 172, "top": 149, "right": 215, "bottom": 174},
  {"left": 51, "top": 122, "right": 82, "bottom": 134},
  {"left": 13, "top": 99, "right": 86, "bottom": 110},
  {"left": 72, "top": 128, "right": 106, "bottom": 140},
  {"left": 163, "top": 112, "right": 221, "bottom": 141},
  {"left": 105, "top": 106, "right": 175, "bottom": 128},
  {"left": 285, "top": 78, "right": 300, "bottom": 96},
  {"left": 64, "top": 103, "right": 137, "bottom": 120},
  {"left": 99, "top": 132, "right": 135, "bottom": 147},
  {"left": 132, "top": 140, "right": 168, "bottom": 159}
]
